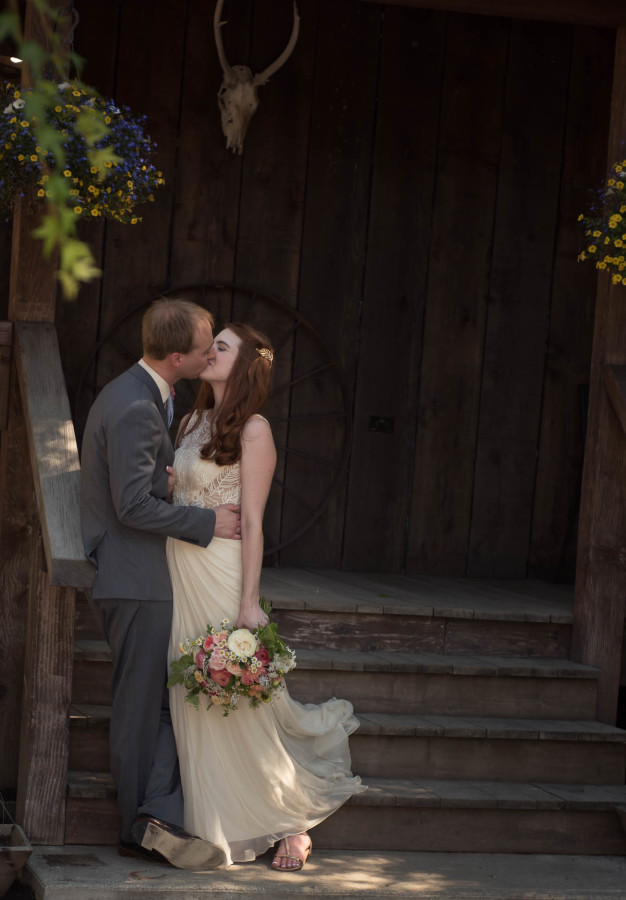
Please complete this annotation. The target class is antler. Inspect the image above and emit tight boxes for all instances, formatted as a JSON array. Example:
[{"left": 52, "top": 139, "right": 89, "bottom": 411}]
[
  {"left": 214, "top": 0, "right": 235, "bottom": 81},
  {"left": 253, "top": 2, "right": 300, "bottom": 86}
]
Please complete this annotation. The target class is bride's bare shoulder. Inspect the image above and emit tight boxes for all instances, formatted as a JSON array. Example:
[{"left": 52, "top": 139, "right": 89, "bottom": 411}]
[{"left": 242, "top": 414, "right": 272, "bottom": 440}]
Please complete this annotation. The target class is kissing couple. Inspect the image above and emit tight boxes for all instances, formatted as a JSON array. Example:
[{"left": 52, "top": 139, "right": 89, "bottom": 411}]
[{"left": 80, "top": 298, "right": 365, "bottom": 872}]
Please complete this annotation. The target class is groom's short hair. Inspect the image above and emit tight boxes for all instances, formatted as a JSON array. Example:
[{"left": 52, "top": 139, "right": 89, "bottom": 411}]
[{"left": 142, "top": 298, "right": 214, "bottom": 359}]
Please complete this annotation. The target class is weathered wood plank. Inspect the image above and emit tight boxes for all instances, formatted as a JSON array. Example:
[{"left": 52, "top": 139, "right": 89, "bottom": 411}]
[
  {"left": 571, "top": 27, "right": 626, "bottom": 724},
  {"left": 168, "top": 0, "right": 251, "bottom": 286},
  {"left": 16, "top": 531, "right": 75, "bottom": 844},
  {"left": 14, "top": 322, "right": 95, "bottom": 587},
  {"left": 603, "top": 365, "right": 626, "bottom": 435},
  {"left": 0, "top": 368, "right": 34, "bottom": 788},
  {"left": 279, "top": 0, "right": 381, "bottom": 567},
  {"left": 55, "top": 0, "right": 122, "bottom": 427},
  {"left": 232, "top": 0, "right": 318, "bottom": 563},
  {"left": 529, "top": 26, "right": 614, "bottom": 581},
  {"left": 406, "top": 13, "right": 509, "bottom": 574},
  {"left": 342, "top": 7, "right": 445, "bottom": 571},
  {"left": 94, "top": 0, "right": 188, "bottom": 391},
  {"left": 0, "top": 321, "right": 11, "bottom": 430},
  {"left": 358, "top": 0, "right": 626, "bottom": 28},
  {"left": 468, "top": 19, "right": 570, "bottom": 577}
]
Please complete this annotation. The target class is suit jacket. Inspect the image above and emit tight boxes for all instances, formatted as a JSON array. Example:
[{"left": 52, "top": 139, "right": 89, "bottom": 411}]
[{"left": 81, "top": 363, "right": 215, "bottom": 601}]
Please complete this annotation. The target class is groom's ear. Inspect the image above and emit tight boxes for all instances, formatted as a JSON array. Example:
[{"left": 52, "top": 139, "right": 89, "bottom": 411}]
[{"left": 169, "top": 352, "right": 182, "bottom": 368}]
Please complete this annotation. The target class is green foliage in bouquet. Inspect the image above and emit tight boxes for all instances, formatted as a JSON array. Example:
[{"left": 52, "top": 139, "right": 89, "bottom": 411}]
[{"left": 578, "top": 158, "right": 626, "bottom": 286}]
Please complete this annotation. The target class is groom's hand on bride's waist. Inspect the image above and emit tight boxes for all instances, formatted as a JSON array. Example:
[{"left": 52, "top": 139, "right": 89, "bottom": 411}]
[{"left": 214, "top": 504, "right": 241, "bottom": 540}]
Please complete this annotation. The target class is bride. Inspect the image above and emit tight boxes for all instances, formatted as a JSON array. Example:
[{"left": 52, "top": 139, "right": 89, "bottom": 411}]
[{"left": 166, "top": 322, "right": 365, "bottom": 871}]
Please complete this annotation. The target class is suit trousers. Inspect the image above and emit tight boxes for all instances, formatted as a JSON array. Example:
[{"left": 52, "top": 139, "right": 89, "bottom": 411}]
[{"left": 89, "top": 595, "right": 184, "bottom": 842}]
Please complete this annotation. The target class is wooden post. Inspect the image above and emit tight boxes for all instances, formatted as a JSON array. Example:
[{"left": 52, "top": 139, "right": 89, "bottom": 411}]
[
  {"left": 571, "top": 27, "right": 626, "bottom": 724},
  {"left": 0, "top": 0, "right": 79, "bottom": 843}
]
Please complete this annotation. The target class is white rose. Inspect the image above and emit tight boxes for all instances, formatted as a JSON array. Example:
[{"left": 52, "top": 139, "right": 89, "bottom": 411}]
[
  {"left": 12, "top": 99, "right": 25, "bottom": 109},
  {"left": 227, "top": 628, "right": 258, "bottom": 659}
]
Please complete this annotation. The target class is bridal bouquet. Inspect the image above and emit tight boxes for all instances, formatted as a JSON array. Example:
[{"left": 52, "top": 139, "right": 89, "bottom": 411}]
[{"left": 167, "top": 602, "right": 296, "bottom": 716}]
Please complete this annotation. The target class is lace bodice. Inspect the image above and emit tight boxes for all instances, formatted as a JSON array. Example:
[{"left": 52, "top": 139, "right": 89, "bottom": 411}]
[{"left": 172, "top": 411, "right": 241, "bottom": 509}]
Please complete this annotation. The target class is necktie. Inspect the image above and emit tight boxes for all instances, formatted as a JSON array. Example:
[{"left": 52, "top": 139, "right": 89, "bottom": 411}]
[{"left": 165, "top": 389, "right": 175, "bottom": 428}]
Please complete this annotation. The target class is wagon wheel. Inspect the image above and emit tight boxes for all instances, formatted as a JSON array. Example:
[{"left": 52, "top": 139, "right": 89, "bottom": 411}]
[{"left": 74, "top": 282, "right": 352, "bottom": 557}]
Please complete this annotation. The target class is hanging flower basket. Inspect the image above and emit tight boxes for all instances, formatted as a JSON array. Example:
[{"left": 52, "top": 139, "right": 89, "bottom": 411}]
[
  {"left": 0, "top": 79, "right": 164, "bottom": 224},
  {"left": 578, "top": 159, "right": 626, "bottom": 286}
]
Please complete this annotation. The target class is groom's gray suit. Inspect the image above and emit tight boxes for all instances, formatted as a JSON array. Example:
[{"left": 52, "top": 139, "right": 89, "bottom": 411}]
[{"left": 81, "top": 362, "right": 215, "bottom": 843}]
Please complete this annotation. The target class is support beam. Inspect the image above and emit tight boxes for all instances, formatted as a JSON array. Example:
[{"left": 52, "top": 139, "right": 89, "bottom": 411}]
[
  {"left": 358, "top": 0, "right": 626, "bottom": 28},
  {"left": 571, "top": 27, "right": 626, "bottom": 724}
]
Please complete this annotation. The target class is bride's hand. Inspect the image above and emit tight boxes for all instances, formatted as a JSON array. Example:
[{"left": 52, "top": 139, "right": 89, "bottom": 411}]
[
  {"left": 236, "top": 603, "right": 269, "bottom": 630},
  {"left": 166, "top": 465, "right": 178, "bottom": 501}
]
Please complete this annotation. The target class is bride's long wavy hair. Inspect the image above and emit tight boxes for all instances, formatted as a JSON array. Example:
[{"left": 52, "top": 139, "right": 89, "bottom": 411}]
[{"left": 180, "top": 322, "right": 274, "bottom": 466}]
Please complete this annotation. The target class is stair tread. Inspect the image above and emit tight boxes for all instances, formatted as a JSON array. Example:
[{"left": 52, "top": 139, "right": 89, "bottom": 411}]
[
  {"left": 69, "top": 704, "right": 626, "bottom": 741},
  {"left": 66, "top": 771, "right": 626, "bottom": 810},
  {"left": 73, "top": 640, "right": 599, "bottom": 679}
]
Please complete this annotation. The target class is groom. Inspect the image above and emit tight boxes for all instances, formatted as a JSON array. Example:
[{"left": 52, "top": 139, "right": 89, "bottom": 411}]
[{"left": 81, "top": 298, "right": 238, "bottom": 868}]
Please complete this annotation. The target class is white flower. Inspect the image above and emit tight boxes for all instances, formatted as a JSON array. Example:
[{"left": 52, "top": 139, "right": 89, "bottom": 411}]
[
  {"left": 12, "top": 99, "right": 25, "bottom": 109},
  {"left": 227, "top": 628, "right": 258, "bottom": 659},
  {"left": 109, "top": 105, "right": 120, "bottom": 114},
  {"left": 58, "top": 82, "right": 71, "bottom": 91},
  {"left": 3, "top": 104, "right": 13, "bottom": 114}
]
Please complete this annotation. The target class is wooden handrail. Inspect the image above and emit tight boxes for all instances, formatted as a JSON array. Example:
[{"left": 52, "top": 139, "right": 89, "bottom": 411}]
[{"left": 14, "top": 322, "right": 95, "bottom": 588}]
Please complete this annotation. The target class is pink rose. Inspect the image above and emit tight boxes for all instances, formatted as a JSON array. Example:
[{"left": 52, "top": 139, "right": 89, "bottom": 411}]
[
  {"left": 226, "top": 660, "right": 243, "bottom": 677},
  {"left": 194, "top": 649, "right": 207, "bottom": 669},
  {"left": 210, "top": 668, "right": 231, "bottom": 687},
  {"left": 215, "top": 631, "right": 229, "bottom": 643},
  {"left": 241, "top": 667, "right": 262, "bottom": 685},
  {"left": 203, "top": 635, "right": 215, "bottom": 651},
  {"left": 255, "top": 647, "right": 270, "bottom": 666},
  {"left": 247, "top": 684, "right": 264, "bottom": 697},
  {"left": 209, "top": 650, "right": 226, "bottom": 671}
]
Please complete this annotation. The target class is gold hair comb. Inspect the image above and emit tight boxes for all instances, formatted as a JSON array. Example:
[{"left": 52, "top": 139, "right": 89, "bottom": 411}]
[{"left": 257, "top": 347, "right": 274, "bottom": 364}]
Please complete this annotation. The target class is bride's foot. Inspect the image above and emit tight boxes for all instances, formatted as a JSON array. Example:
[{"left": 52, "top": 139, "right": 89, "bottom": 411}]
[{"left": 271, "top": 833, "right": 312, "bottom": 872}]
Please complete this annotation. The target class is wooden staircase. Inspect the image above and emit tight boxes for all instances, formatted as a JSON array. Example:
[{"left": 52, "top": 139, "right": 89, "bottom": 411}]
[{"left": 66, "top": 570, "right": 626, "bottom": 855}]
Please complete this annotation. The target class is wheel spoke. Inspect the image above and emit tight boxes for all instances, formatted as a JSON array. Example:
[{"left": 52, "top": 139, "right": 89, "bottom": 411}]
[
  {"left": 274, "top": 321, "right": 300, "bottom": 354},
  {"left": 271, "top": 475, "right": 316, "bottom": 515},
  {"left": 270, "top": 412, "right": 344, "bottom": 422},
  {"left": 275, "top": 444, "right": 341, "bottom": 469},
  {"left": 270, "top": 362, "right": 333, "bottom": 397}
]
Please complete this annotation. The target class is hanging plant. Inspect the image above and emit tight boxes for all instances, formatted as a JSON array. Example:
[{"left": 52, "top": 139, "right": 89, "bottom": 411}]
[
  {"left": 578, "top": 159, "right": 626, "bottom": 286},
  {"left": 0, "top": 79, "right": 164, "bottom": 225}
]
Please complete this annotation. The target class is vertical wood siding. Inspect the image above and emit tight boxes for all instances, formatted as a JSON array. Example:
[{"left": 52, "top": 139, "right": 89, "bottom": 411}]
[{"left": 44, "top": 0, "right": 613, "bottom": 580}]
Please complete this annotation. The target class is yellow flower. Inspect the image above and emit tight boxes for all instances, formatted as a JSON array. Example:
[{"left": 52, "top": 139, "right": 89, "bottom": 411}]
[
  {"left": 577, "top": 214, "right": 584, "bottom": 221},
  {"left": 614, "top": 274, "right": 623, "bottom": 283},
  {"left": 10, "top": 133, "right": 16, "bottom": 139},
  {"left": 578, "top": 252, "right": 587, "bottom": 261},
  {"left": 598, "top": 261, "right": 607, "bottom": 269},
  {"left": 104, "top": 116, "right": 111, "bottom": 124},
  {"left": 20, "top": 120, "right": 28, "bottom": 127},
  {"left": 35, "top": 146, "right": 41, "bottom": 153},
  {"left": 609, "top": 178, "right": 616, "bottom": 186},
  {"left": 74, "top": 206, "right": 82, "bottom": 214},
  {"left": 609, "top": 221, "right": 617, "bottom": 228},
  {"left": 618, "top": 182, "right": 625, "bottom": 190},
  {"left": 30, "top": 154, "right": 37, "bottom": 162},
  {"left": 593, "top": 230, "right": 602, "bottom": 237},
  {"left": 616, "top": 240, "right": 623, "bottom": 247},
  {"left": 37, "top": 189, "right": 44, "bottom": 197},
  {"left": 3, "top": 143, "right": 9, "bottom": 150},
  {"left": 54, "top": 105, "right": 62, "bottom": 112},
  {"left": 90, "top": 208, "right": 99, "bottom": 216},
  {"left": 104, "top": 161, "right": 112, "bottom": 168},
  {"left": 9, "top": 117, "right": 15, "bottom": 124},
  {"left": 13, "top": 90, "right": 20, "bottom": 99},
  {"left": 17, "top": 154, "right": 24, "bottom": 161},
  {"left": 605, "top": 237, "right": 611, "bottom": 244},
  {"left": 605, "top": 256, "right": 613, "bottom": 263},
  {"left": 63, "top": 169, "right": 72, "bottom": 177},
  {"left": 588, "top": 245, "right": 597, "bottom": 253},
  {"left": 130, "top": 217, "right": 138, "bottom": 224},
  {"left": 617, "top": 165, "right": 624, "bottom": 173},
  {"left": 72, "top": 90, "right": 81, "bottom": 97},
  {"left": 90, "top": 166, "right": 98, "bottom": 174}
]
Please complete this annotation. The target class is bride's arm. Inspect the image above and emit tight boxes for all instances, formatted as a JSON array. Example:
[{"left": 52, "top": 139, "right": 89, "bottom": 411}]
[{"left": 236, "top": 416, "right": 277, "bottom": 630}]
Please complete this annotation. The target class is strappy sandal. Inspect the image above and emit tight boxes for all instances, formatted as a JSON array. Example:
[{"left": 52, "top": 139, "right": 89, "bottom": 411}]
[{"left": 271, "top": 834, "right": 313, "bottom": 872}]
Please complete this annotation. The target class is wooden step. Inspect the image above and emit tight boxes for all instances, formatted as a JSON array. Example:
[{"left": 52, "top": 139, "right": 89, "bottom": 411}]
[
  {"left": 72, "top": 640, "right": 599, "bottom": 718},
  {"left": 75, "top": 572, "right": 574, "bottom": 657},
  {"left": 68, "top": 705, "right": 626, "bottom": 784},
  {"left": 64, "top": 772, "right": 626, "bottom": 855}
]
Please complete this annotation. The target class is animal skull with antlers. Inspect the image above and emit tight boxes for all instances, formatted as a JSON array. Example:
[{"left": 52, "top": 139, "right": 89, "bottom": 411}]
[{"left": 214, "top": 0, "right": 300, "bottom": 155}]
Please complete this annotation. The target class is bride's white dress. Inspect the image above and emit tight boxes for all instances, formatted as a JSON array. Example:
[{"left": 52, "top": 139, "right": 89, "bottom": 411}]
[{"left": 166, "top": 412, "right": 365, "bottom": 865}]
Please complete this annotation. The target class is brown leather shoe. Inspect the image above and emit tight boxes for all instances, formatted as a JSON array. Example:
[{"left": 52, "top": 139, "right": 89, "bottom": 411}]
[{"left": 131, "top": 815, "right": 226, "bottom": 869}]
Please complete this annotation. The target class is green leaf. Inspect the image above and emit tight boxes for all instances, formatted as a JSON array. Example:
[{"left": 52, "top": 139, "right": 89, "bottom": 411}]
[{"left": 0, "top": 12, "right": 20, "bottom": 42}]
